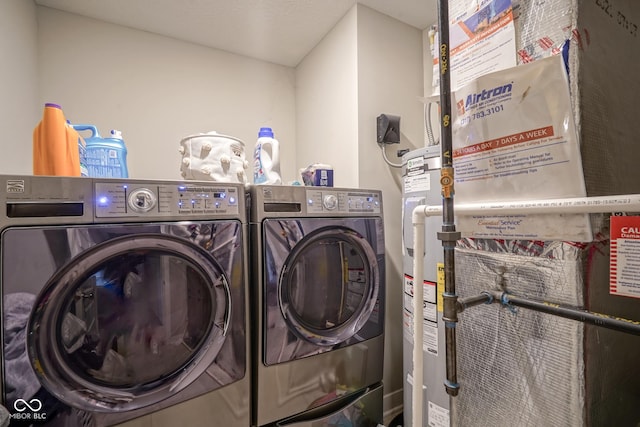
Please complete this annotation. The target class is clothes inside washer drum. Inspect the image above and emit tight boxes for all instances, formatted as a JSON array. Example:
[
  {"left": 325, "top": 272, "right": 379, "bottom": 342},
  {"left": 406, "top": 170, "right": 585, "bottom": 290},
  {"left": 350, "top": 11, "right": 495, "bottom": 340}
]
[
  {"left": 3, "top": 292, "right": 41, "bottom": 404},
  {"left": 0, "top": 404, "right": 7, "bottom": 427}
]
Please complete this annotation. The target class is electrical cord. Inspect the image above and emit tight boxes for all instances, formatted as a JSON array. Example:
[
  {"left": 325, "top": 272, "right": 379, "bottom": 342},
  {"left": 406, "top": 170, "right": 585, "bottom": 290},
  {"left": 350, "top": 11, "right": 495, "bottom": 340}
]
[
  {"left": 379, "top": 143, "right": 403, "bottom": 168},
  {"left": 424, "top": 101, "right": 439, "bottom": 146}
]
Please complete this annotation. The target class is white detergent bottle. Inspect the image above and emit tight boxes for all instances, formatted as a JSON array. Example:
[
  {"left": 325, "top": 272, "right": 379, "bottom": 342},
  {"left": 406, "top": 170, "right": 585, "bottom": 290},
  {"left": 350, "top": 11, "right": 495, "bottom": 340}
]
[{"left": 253, "top": 127, "right": 281, "bottom": 185}]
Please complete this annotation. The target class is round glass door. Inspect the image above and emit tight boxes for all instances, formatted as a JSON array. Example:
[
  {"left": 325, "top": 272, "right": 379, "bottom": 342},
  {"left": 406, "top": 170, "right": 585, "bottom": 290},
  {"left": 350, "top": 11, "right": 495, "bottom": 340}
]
[
  {"left": 28, "top": 234, "right": 230, "bottom": 412},
  {"left": 278, "top": 227, "right": 379, "bottom": 346}
]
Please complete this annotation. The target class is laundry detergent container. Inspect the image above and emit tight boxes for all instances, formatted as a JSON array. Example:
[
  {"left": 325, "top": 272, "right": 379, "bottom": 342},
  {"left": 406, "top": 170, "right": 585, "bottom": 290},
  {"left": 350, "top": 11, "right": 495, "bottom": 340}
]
[{"left": 71, "top": 124, "right": 128, "bottom": 178}]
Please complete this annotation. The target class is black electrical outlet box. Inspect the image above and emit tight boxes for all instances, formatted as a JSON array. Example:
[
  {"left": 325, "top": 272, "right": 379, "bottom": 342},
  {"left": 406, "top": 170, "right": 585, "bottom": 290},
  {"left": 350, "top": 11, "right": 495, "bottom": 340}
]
[{"left": 377, "top": 114, "right": 401, "bottom": 144}]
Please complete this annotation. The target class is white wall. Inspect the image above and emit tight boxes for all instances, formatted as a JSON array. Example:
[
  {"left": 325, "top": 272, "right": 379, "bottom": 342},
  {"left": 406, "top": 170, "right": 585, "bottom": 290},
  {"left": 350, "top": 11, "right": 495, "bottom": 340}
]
[
  {"left": 297, "top": 4, "right": 425, "bottom": 420},
  {"left": 36, "top": 7, "right": 297, "bottom": 182},
  {"left": 0, "top": 0, "right": 39, "bottom": 174},
  {"left": 356, "top": 5, "right": 425, "bottom": 419},
  {"left": 296, "top": 7, "right": 358, "bottom": 187}
]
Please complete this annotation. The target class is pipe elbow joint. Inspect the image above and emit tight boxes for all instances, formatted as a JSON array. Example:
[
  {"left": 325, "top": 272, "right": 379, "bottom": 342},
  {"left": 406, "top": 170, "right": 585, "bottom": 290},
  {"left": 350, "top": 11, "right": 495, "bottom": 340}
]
[{"left": 412, "top": 205, "right": 428, "bottom": 225}]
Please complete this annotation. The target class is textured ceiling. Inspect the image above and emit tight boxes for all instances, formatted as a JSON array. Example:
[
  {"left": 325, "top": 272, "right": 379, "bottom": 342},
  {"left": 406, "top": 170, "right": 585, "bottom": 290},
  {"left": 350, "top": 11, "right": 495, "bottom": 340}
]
[{"left": 35, "top": 0, "right": 437, "bottom": 67}]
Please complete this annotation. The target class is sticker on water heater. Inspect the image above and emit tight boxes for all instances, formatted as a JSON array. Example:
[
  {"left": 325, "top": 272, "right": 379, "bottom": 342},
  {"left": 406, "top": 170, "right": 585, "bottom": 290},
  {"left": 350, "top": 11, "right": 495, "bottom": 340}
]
[
  {"left": 610, "top": 216, "right": 640, "bottom": 299},
  {"left": 423, "top": 321, "right": 438, "bottom": 355},
  {"left": 402, "top": 309, "right": 439, "bottom": 355},
  {"left": 404, "top": 173, "right": 430, "bottom": 193},
  {"left": 436, "top": 263, "right": 445, "bottom": 313},
  {"left": 404, "top": 293, "right": 437, "bottom": 322},
  {"left": 403, "top": 274, "right": 436, "bottom": 303},
  {"left": 428, "top": 401, "right": 450, "bottom": 427}
]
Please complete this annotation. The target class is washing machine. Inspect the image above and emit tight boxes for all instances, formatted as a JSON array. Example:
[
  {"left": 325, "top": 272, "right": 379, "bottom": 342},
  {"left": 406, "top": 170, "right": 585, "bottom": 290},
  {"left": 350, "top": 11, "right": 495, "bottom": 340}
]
[
  {"left": 249, "top": 186, "right": 384, "bottom": 427},
  {"left": 0, "top": 175, "right": 250, "bottom": 427}
]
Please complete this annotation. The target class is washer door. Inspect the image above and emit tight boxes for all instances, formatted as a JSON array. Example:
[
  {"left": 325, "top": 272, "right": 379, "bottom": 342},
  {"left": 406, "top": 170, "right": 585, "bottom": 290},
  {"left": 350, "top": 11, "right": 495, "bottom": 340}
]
[
  {"left": 263, "top": 218, "right": 383, "bottom": 365},
  {"left": 27, "top": 233, "right": 230, "bottom": 412},
  {"left": 279, "top": 226, "right": 378, "bottom": 345}
]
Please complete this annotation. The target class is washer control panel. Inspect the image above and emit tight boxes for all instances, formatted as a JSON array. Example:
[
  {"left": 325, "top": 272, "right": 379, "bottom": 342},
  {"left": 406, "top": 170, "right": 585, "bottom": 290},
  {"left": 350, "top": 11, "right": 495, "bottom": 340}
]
[
  {"left": 95, "top": 182, "right": 240, "bottom": 217},
  {"left": 306, "top": 189, "right": 381, "bottom": 214}
]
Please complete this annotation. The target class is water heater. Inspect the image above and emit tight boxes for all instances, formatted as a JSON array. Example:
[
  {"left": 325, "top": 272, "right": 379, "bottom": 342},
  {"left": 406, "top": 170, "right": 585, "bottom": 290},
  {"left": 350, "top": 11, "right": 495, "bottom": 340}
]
[{"left": 401, "top": 146, "right": 450, "bottom": 426}]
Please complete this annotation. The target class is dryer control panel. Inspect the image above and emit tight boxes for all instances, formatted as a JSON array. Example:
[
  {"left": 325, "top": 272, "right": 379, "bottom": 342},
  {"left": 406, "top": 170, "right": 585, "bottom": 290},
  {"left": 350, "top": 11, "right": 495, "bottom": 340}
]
[
  {"left": 95, "top": 182, "right": 240, "bottom": 217},
  {"left": 306, "top": 189, "right": 381, "bottom": 214}
]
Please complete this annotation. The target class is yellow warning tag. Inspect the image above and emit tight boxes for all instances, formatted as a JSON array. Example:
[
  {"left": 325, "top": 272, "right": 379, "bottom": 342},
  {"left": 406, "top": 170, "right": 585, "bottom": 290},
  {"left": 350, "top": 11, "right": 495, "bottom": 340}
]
[{"left": 437, "top": 262, "right": 445, "bottom": 312}]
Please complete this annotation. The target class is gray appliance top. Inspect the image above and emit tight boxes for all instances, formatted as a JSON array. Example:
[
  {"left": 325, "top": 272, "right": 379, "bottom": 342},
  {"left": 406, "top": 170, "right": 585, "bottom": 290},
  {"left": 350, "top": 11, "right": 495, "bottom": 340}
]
[
  {"left": 248, "top": 185, "right": 382, "bottom": 220},
  {"left": 0, "top": 175, "right": 245, "bottom": 226}
]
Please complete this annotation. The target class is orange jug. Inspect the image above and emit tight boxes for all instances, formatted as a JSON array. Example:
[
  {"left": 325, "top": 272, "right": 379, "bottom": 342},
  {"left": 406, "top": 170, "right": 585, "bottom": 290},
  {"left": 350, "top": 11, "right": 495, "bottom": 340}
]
[{"left": 33, "top": 103, "right": 81, "bottom": 176}]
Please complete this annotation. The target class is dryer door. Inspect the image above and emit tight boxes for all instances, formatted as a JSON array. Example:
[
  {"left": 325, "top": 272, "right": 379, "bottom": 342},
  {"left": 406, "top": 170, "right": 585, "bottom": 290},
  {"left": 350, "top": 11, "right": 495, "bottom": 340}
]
[
  {"left": 263, "top": 218, "right": 384, "bottom": 365},
  {"left": 3, "top": 223, "right": 238, "bottom": 413}
]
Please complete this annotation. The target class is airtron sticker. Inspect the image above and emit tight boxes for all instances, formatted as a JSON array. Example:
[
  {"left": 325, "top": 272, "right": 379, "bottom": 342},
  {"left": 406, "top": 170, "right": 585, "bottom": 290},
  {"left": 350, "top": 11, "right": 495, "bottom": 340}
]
[{"left": 464, "top": 82, "right": 513, "bottom": 110}]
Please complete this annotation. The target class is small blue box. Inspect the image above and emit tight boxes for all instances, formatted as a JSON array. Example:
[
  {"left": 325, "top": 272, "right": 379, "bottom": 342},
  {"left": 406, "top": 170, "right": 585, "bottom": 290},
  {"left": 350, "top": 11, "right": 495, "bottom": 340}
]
[
  {"left": 314, "top": 168, "right": 333, "bottom": 187},
  {"left": 301, "top": 165, "right": 334, "bottom": 187}
]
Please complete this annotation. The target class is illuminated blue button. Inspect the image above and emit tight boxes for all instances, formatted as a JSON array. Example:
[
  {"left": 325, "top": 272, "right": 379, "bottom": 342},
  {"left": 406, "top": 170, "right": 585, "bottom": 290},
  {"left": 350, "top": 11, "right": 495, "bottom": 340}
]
[
  {"left": 98, "top": 196, "right": 108, "bottom": 206},
  {"left": 229, "top": 196, "right": 236, "bottom": 204},
  {"left": 308, "top": 199, "right": 314, "bottom": 205}
]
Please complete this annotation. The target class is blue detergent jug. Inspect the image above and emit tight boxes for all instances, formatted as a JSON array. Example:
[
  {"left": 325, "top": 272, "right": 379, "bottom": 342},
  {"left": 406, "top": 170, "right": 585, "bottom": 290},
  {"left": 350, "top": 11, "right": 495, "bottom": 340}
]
[{"left": 71, "top": 124, "right": 129, "bottom": 178}]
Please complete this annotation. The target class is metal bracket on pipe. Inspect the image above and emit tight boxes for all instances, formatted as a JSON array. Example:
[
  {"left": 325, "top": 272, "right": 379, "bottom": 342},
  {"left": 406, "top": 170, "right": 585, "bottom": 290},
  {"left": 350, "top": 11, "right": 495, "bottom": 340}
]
[
  {"left": 437, "top": 230, "right": 461, "bottom": 243},
  {"left": 499, "top": 292, "right": 518, "bottom": 314}
]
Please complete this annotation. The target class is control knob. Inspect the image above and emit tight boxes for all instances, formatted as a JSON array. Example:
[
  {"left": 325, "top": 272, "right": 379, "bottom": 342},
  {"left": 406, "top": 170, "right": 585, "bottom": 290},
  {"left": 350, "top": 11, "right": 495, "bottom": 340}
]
[
  {"left": 128, "top": 188, "right": 157, "bottom": 213},
  {"left": 323, "top": 194, "right": 338, "bottom": 210}
]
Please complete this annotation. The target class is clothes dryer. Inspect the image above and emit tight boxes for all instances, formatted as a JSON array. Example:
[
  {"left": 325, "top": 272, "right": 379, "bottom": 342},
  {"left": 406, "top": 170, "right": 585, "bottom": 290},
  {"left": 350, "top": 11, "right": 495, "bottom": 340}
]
[
  {"left": 0, "top": 175, "right": 249, "bottom": 427},
  {"left": 249, "top": 186, "right": 384, "bottom": 427}
]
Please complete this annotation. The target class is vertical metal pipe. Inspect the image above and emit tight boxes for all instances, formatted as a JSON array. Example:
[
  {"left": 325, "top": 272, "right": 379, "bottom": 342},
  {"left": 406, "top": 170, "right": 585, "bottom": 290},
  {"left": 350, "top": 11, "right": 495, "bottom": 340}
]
[{"left": 436, "top": 0, "right": 462, "bottom": 399}]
